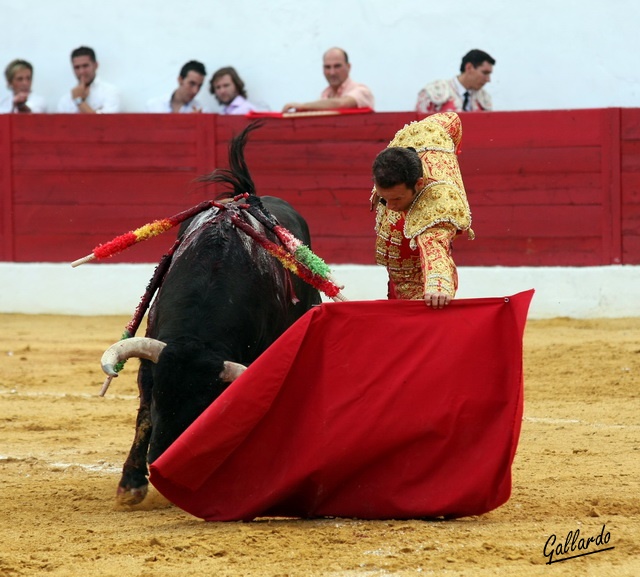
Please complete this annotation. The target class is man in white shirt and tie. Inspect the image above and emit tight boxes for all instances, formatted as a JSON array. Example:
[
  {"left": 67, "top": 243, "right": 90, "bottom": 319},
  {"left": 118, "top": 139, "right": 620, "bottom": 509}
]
[{"left": 415, "top": 49, "right": 495, "bottom": 115}]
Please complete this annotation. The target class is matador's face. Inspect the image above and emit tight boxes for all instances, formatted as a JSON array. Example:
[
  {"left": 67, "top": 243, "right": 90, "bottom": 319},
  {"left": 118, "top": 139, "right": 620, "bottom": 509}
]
[{"left": 375, "top": 178, "right": 424, "bottom": 213}]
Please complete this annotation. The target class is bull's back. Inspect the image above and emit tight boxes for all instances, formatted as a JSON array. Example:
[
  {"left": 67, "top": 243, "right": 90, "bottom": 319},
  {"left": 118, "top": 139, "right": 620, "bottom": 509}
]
[{"left": 151, "top": 212, "right": 310, "bottom": 363}]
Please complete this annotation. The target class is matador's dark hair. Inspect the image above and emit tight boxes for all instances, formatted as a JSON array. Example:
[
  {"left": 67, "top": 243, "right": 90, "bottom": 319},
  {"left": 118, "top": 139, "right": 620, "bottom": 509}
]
[{"left": 372, "top": 147, "right": 423, "bottom": 189}]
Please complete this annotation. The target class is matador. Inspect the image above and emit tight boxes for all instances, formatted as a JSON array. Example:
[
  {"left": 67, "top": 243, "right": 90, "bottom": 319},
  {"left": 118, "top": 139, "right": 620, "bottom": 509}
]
[{"left": 370, "top": 112, "right": 473, "bottom": 307}]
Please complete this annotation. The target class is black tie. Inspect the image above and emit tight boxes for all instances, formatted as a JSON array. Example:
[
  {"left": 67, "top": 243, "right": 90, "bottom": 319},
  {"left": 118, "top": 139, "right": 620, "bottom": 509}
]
[{"left": 462, "top": 91, "right": 470, "bottom": 111}]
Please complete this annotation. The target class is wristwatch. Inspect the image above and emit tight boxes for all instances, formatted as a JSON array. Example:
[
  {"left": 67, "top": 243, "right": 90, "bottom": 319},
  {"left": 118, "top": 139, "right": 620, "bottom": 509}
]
[{"left": 74, "top": 96, "right": 85, "bottom": 106}]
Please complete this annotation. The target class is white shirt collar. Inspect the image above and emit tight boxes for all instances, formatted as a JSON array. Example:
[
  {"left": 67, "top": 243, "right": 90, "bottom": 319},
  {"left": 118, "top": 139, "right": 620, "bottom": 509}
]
[{"left": 453, "top": 76, "right": 472, "bottom": 98}]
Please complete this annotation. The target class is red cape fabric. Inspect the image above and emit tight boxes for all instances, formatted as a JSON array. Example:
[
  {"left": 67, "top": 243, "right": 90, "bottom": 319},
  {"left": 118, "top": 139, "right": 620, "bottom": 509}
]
[{"left": 150, "top": 290, "right": 533, "bottom": 521}]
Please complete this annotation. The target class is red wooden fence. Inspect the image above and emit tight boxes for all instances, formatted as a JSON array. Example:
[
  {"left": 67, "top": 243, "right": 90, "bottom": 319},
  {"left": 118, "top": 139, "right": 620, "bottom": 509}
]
[{"left": 0, "top": 109, "right": 638, "bottom": 265}]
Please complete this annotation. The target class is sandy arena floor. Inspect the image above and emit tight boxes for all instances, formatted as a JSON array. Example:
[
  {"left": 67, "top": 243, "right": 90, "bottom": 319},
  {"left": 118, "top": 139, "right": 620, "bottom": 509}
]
[{"left": 0, "top": 313, "right": 638, "bottom": 576}]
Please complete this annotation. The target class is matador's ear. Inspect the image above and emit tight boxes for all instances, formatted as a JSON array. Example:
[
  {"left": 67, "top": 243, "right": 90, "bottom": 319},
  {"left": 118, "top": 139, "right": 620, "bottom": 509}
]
[{"left": 369, "top": 187, "right": 381, "bottom": 211}]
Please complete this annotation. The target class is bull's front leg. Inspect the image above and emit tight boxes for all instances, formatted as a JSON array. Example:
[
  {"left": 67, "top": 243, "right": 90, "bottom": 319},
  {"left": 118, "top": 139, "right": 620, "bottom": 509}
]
[{"left": 117, "top": 360, "right": 153, "bottom": 505}]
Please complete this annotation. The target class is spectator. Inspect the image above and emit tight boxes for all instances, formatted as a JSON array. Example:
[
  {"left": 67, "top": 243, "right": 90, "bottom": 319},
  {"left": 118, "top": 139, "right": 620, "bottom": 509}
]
[
  {"left": 370, "top": 113, "right": 473, "bottom": 308},
  {"left": 1, "top": 59, "right": 47, "bottom": 113},
  {"left": 57, "top": 46, "right": 121, "bottom": 114},
  {"left": 146, "top": 61, "right": 209, "bottom": 113},
  {"left": 416, "top": 49, "right": 495, "bottom": 114},
  {"left": 282, "top": 47, "right": 374, "bottom": 112},
  {"left": 209, "top": 66, "right": 257, "bottom": 115}
]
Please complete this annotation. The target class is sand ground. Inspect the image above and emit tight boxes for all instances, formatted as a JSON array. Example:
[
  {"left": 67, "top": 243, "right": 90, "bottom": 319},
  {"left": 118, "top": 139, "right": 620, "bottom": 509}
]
[{"left": 0, "top": 313, "right": 638, "bottom": 576}]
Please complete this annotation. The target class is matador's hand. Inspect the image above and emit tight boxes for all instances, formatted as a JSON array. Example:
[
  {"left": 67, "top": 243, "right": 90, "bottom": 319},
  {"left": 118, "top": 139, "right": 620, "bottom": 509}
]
[{"left": 424, "top": 292, "right": 451, "bottom": 309}]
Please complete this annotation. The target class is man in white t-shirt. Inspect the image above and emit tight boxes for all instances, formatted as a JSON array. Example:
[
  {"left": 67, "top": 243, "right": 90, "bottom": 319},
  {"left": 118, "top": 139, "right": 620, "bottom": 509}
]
[
  {"left": 0, "top": 59, "right": 47, "bottom": 113},
  {"left": 57, "top": 46, "right": 121, "bottom": 114},
  {"left": 146, "top": 61, "right": 209, "bottom": 113}
]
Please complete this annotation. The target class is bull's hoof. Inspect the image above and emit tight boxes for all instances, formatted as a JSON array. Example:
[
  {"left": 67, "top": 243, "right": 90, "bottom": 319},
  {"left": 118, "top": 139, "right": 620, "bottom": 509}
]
[{"left": 116, "top": 483, "right": 148, "bottom": 506}]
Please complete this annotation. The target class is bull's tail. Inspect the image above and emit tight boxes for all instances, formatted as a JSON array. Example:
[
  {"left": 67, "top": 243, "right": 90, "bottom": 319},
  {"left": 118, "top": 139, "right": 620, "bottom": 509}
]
[{"left": 198, "top": 121, "right": 263, "bottom": 198}]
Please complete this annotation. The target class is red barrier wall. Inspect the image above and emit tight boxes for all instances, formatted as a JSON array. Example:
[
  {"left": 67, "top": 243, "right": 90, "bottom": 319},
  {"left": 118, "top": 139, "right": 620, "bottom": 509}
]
[{"left": 1, "top": 109, "right": 638, "bottom": 265}]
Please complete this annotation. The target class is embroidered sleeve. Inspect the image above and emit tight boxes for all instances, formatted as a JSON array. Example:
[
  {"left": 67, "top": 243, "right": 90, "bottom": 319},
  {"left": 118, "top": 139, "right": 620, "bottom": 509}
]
[
  {"left": 475, "top": 88, "right": 493, "bottom": 111},
  {"left": 415, "top": 80, "right": 452, "bottom": 113},
  {"left": 416, "top": 88, "right": 437, "bottom": 114},
  {"left": 416, "top": 224, "right": 458, "bottom": 297}
]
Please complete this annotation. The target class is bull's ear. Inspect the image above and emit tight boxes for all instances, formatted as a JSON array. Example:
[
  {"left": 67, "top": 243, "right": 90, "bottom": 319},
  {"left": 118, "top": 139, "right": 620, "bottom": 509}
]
[{"left": 219, "top": 361, "right": 247, "bottom": 383}]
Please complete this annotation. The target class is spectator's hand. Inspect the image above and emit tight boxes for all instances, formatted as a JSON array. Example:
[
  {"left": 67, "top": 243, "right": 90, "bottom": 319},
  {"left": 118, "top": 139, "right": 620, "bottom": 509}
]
[
  {"left": 71, "top": 82, "right": 89, "bottom": 100},
  {"left": 12, "top": 92, "right": 29, "bottom": 106},
  {"left": 190, "top": 106, "right": 203, "bottom": 114},
  {"left": 424, "top": 292, "right": 451, "bottom": 309},
  {"left": 282, "top": 102, "right": 302, "bottom": 113}
]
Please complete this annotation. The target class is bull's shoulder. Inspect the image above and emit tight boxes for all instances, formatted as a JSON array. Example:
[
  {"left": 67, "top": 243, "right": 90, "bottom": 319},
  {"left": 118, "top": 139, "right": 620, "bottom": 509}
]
[
  {"left": 262, "top": 195, "right": 296, "bottom": 215},
  {"left": 262, "top": 196, "right": 312, "bottom": 244}
]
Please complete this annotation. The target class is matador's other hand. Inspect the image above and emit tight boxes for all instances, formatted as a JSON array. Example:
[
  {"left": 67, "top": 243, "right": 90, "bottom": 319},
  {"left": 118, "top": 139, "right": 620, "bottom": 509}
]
[{"left": 424, "top": 292, "right": 451, "bottom": 309}]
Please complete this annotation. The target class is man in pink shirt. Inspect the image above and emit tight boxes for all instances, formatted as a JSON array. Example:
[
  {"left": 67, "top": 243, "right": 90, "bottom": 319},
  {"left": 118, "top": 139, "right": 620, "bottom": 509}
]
[{"left": 282, "top": 47, "right": 374, "bottom": 112}]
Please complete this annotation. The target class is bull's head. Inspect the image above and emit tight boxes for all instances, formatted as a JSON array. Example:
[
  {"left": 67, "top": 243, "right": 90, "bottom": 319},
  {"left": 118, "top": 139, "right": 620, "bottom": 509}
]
[
  {"left": 101, "top": 337, "right": 247, "bottom": 461},
  {"left": 101, "top": 337, "right": 247, "bottom": 382}
]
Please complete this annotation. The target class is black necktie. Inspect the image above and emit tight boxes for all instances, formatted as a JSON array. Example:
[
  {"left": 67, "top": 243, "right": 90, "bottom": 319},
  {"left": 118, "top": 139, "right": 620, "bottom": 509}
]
[{"left": 462, "top": 91, "right": 470, "bottom": 111}]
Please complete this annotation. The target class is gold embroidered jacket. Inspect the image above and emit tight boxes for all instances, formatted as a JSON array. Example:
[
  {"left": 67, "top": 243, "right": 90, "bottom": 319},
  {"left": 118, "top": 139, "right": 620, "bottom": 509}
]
[{"left": 373, "top": 112, "right": 473, "bottom": 300}]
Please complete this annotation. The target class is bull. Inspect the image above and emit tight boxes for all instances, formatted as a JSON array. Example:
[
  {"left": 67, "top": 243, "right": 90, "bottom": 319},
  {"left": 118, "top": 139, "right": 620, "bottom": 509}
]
[{"left": 100, "top": 123, "right": 321, "bottom": 504}]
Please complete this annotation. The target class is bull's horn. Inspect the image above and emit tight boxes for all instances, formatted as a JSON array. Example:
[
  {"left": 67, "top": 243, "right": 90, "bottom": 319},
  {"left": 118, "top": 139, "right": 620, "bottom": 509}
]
[
  {"left": 101, "top": 337, "right": 167, "bottom": 378},
  {"left": 219, "top": 361, "right": 247, "bottom": 383}
]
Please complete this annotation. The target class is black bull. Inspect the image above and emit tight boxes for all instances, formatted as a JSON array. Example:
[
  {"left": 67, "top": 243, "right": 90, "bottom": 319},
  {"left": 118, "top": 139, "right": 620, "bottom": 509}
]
[{"left": 101, "top": 125, "right": 321, "bottom": 504}]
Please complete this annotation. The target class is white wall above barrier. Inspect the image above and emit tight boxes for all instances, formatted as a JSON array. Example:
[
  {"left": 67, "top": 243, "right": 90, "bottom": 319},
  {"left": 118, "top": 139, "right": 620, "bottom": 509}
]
[
  {"left": 1, "top": 263, "right": 639, "bottom": 319},
  {"left": 3, "top": 1, "right": 639, "bottom": 114}
]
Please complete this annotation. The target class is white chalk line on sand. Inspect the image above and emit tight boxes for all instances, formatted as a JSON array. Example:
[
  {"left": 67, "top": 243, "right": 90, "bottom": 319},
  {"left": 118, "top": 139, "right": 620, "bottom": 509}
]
[
  {"left": 3, "top": 394, "right": 637, "bottom": 474},
  {"left": 524, "top": 416, "right": 640, "bottom": 430},
  {"left": 0, "top": 454, "right": 121, "bottom": 474},
  {"left": 50, "top": 461, "right": 121, "bottom": 473},
  {"left": 4, "top": 390, "right": 638, "bottom": 428},
  {"left": 0, "top": 388, "right": 138, "bottom": 401}
]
